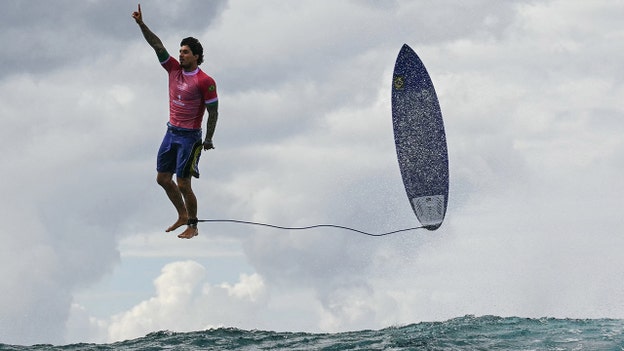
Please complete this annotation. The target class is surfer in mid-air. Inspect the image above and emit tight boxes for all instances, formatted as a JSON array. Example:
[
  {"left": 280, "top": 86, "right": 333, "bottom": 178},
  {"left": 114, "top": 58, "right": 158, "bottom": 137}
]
[{"left": 132, "top": 4, "right": 219, "bottom": 239}]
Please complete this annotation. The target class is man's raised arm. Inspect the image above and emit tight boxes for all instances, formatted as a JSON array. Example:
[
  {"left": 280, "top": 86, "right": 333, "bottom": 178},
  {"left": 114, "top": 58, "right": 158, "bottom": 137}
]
[{"left": 132, "top": 4, "right": 168, "bottom": 61}]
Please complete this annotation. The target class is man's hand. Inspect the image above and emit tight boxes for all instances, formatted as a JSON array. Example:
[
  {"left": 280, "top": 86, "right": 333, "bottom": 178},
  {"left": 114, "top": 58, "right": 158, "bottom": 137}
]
[
  {"left": 131, "top": 4, "right": 143, "bottom": 24},
  {"left": 203, "top": 139, "right": 214, "bottom": 150}
]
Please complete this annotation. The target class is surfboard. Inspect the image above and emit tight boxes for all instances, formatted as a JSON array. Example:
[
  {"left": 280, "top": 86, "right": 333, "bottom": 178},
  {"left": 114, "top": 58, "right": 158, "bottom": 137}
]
[{"left": 391, "top": 44, "right": 449, "bottom": 230}]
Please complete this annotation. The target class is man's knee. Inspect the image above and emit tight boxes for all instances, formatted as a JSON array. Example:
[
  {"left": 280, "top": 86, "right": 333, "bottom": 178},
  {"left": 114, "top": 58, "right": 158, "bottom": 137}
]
[
  {"left": 157, "top": 173, "right": 173, "bottom": 188},
  {"left": 177, "top": 177, "right": 193, "bottom": 194}
]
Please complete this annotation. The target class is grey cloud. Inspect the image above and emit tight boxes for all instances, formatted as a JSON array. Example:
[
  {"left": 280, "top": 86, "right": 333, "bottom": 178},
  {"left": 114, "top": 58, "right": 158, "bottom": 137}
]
[{"left": 0, "top": 0, "right": 226, "bottom": 78}]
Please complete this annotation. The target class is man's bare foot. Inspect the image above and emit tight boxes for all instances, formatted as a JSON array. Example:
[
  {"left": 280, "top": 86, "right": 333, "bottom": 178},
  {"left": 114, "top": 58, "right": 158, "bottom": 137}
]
[
  {"left": 166, "top": 217, "right": 188, "bottom": 232},
  {"left": 177, "top": 226, "right": 198, "bottom": 239}
]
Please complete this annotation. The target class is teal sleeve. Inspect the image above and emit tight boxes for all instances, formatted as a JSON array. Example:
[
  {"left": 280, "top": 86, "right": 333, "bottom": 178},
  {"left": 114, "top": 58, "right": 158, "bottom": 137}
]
[{"left": 157, "top": 50, "right": 170, "bottom": 63}]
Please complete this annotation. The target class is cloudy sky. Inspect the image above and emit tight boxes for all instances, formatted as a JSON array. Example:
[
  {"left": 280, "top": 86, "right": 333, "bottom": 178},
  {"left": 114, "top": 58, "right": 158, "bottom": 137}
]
[{"left": 1, "top": 0, "right": 623, "bottom": 346}]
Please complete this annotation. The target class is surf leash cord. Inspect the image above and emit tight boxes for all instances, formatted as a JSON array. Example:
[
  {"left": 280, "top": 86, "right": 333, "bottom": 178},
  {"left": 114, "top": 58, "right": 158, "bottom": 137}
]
[{"left": 196, "top": 219, "right": 424, "bottom": 237}]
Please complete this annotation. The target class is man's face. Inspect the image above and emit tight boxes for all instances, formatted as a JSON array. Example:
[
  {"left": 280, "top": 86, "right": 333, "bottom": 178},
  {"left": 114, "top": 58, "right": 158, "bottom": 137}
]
[{"left": 179, "top": 45, "right": 198, "bottom": 70}]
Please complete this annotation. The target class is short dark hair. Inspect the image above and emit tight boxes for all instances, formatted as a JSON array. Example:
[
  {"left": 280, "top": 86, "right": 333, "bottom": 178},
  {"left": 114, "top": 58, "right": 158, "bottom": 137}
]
[{"left": 180, "top": 37, "right": 204, "bottom": 65}]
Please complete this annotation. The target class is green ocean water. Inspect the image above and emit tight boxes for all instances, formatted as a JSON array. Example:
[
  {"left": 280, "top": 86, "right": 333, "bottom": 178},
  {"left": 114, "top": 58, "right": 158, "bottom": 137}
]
[{"left": 3, "top": 315, "right": 623, "bottom": 350}]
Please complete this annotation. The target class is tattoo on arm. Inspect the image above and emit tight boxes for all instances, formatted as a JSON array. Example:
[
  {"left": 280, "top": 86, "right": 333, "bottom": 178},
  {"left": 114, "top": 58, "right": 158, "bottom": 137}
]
[
  {"left": 138, "top": 22, "right": 167, "bottom": 57},
  {"left": 205, "top": 104, "right": 219, "bottom": 141}
]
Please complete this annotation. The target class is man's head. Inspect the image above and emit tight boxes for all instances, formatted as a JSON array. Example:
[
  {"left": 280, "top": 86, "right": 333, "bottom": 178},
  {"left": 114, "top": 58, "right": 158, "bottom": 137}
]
[{"left": 179, "top": 37, "right": 204, "bottom": 69}]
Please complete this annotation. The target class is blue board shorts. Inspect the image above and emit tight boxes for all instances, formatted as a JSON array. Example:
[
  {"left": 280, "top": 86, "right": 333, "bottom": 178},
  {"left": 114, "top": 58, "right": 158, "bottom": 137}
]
[{"left": 157, "top": 123, "right": 203, "bottom": 178}]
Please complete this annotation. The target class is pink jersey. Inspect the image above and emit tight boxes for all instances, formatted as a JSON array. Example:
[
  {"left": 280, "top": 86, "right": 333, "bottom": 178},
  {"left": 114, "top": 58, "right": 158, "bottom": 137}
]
[{"left": 161, "top": 56, "right": 218, "bottom": 129}]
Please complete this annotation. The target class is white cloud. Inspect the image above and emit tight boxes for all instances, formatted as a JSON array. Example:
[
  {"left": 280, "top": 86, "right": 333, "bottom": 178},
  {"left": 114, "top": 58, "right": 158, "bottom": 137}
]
[{"left": 104, "top": 261, "right": 267, "bottom": 342}]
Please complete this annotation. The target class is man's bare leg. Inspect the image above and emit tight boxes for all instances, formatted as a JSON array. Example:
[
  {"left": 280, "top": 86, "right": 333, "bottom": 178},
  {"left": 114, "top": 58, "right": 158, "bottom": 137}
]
[
  {"left": 176, "top": 177, "right": 199, "bottom": 239},
  {"left": 157, "top": 172, "right": 188, "bottom": 232}
]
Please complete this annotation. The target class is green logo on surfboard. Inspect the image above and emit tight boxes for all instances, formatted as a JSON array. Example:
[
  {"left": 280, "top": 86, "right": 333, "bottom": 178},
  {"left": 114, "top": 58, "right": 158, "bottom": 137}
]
[{"left": 393, "top": 76, "right": 405, "bottom": 90}]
